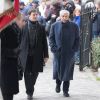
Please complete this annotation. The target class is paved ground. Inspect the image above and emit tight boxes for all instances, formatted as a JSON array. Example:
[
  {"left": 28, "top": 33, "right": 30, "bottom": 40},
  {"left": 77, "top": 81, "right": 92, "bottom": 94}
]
[{"left": 0, "top": 52, "right": 100, "bottom": 100}]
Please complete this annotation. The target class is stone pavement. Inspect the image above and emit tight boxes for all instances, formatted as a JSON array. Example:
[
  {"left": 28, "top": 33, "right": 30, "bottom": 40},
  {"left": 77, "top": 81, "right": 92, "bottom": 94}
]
[{"left": 0, "top": 53, "right": 100, "bottom": 100}]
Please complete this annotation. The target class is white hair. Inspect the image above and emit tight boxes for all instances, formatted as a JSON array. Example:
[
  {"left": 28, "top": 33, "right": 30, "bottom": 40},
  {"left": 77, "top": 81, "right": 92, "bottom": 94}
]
[
  {"left": 75, "top": 4, "right": 81, "bottom": 10},
  {"left": 59, "top": 10, "right": 70, "bottom": 16}
]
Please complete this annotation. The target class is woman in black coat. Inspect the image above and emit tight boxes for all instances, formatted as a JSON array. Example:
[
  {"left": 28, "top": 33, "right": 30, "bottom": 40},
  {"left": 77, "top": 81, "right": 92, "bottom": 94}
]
[{"left": 0, "top": 14, "right": 25, "bottom": 100}]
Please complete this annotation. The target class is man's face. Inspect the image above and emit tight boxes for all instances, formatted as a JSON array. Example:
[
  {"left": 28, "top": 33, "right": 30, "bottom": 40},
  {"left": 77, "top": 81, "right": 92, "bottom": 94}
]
[
  {"left": 63, "top": 0, "right": 67, "bottom": 6},
  {"left": 29, "top": 12, "right": 38, "bottom": 21},
  {"left": 32, "top": 3, "right": 37, "bottom": 9},
  {"left": 20, "top": 5, "right": 24, "bottom": 10},
  {"left": 60, "top": 13, "right": 69, "bottom": 23},
  {"left": 41, "top": 1, "right": 46, "bottom": 7},
  {"left": 16, "top": 16, "right": 25, "bottom": 29}
]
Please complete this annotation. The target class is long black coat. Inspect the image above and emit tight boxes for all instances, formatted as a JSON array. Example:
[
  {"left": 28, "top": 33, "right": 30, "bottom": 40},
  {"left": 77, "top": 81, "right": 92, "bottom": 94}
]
[
  {"left": 49, "top": 21, "right": 79, "bottom": 81},
  {"left": 19, "top": 21, "right": 49, "bottom": 72},
  {"left": 92, "top": 11, "right": 100, "bottom": 36},
  {"left": 0, "top": 24, "right": 20, "bottom": 94}
]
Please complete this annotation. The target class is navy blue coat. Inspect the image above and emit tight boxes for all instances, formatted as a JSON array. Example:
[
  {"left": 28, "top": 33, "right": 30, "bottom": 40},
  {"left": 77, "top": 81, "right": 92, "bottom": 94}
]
[{"left": 49, "top": 21, "right": 79, "bottom": 81}]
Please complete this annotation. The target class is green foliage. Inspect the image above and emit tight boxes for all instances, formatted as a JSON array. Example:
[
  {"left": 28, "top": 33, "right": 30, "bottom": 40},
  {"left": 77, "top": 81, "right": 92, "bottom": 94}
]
[
  {"left": 96, "top": 77, "right": 100, "bottom": 81},
  {"left": 91, "top": 37, "right": 100, "bottom": 69}
]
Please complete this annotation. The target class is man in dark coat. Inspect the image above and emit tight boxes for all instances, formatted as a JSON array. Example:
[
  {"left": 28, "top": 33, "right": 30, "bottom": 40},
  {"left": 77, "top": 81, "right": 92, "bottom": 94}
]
[
  {"left": 0, "top": 13, "right": 25, "bottom": 100},
  {"left": 19, "top": 8, "right": 49, "bottom": 99},
  {"left": 92, "top": 1, "right": 100, "bottom": 38},
  {"left": 49, "top": 9, "right": 79, "bottom": 97}
]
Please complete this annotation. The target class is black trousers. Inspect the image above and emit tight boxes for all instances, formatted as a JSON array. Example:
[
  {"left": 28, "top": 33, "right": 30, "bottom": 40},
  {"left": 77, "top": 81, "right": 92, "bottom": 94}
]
[
  {"left": 24, "top": 55, "right": 39, "bottom": 96},
  {"left": 56, "top": 79, "right": 70, "bottom": 93},
  {"left": 1, "top": 92, "right": 13, "bottom": 100},
  {"left": 24, "top": 70, "right": 38, "bottom": 96}
]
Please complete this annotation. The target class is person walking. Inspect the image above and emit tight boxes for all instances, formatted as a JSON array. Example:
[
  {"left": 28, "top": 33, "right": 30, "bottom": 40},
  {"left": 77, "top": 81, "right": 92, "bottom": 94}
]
[
  {"left": 49, "top": 10, "right": 79, "bottom": 97},
  {"left": 19, "top": 8, "right": 49, "bottom": 99},
  {"left": 73, "top": 6, "right": 81, "bottom": 65},
  {"left": 0, "top": 13, "right": 25, "bottom": 100}
]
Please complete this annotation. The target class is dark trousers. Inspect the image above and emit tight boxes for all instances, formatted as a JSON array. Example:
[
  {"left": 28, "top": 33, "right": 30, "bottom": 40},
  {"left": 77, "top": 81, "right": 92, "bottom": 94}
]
[
  {"left": 1, "top": 92, "right": 13, "bottom": 100},
  {"left": 56, "top": 79, "right": 70, "bottom": 93},
  {"left": 24, "top": 70, "right": 38, "bottom": 96}
]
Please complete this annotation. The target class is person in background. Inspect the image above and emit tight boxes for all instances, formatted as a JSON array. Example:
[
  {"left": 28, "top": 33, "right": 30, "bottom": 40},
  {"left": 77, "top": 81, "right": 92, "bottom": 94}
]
[
  {"left": 49, "top": 10, "right": 79, "bottom": 97},
  {"left": 73, "top": 6, "right": 81, "bottom": 65},
  {"left": 20, "top": 0, "right": 39, "bottom": 16},
  {"left": 19, "top": 8, "right": 49, "bottom": 99},
  {"left": 19, "top": 1, "right": 25, "bottom": 14},
  {"left": 38, "top": 0, "right": 47, "bottom": 19},
  {"left": 45, "top": 1, "right": 61, "bottom": 36},
  {"left": 37, "top": 11, "right": 46, "bottom": 27},
  {"left": 31, "top": 0, "right": 39, "bottom": 9},
  {"left": 92, "top": 1, "right": 100, "bottom": 39},
  {"left": 73, "top": 6, "right": 81, "bottom": 28},
  {"left": 62, "top": 0, "right": 75, "bottom": 20},
  {"left": 0, "top": 13, "right": 25, "bottom": 100},
  {"left": 74, "top": 0, "right": 81, "bottom": 5}
]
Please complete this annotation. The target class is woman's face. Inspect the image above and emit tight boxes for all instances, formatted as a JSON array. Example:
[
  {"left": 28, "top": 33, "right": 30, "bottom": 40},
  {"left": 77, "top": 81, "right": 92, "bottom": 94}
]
[{"left": 74, "top": 9, "right": 81, "bottom": 16}]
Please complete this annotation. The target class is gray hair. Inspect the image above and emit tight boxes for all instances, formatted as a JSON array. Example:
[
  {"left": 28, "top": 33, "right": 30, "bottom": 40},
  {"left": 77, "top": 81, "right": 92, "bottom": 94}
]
[{"left": 59, "top": 10, "right": 70, "bottom": 16}]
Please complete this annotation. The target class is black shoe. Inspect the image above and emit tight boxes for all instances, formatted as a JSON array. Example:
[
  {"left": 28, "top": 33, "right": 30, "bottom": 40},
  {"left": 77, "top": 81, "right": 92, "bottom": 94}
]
[
  {"left": 63, "top": 92, "right": 70, "bottom": 97},
  {"left": 27, "top": 94, "right": 33, "bottom": 100},
  {"left": 75, "top": 62, "right": 80, "bottom": 65},
  {"left": 55, "top": 85, "right": 61, "bottom": 93}
]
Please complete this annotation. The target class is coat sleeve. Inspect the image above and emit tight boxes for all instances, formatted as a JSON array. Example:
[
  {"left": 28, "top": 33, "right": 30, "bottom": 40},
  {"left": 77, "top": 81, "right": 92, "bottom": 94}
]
[
  {"left": 49, "top": 24, "right": 57, "bottom": 53},
  {"left": 0, "top": 26, "right": 9, "bottom": 39},
  {"left": 42, "top": 26, "right": 49, "bottom": 58},
  {"left": 18, "top": 24, "right": 29, "bottom": 70},
  {"left": 73, "top": 24, "right": 80, "bottom": 52},
  {"left": 98, "top": 15, "right": 100, "bottom": 35},
  {"left": 19, "top": 24, "right": 28, "bottom": 51}
]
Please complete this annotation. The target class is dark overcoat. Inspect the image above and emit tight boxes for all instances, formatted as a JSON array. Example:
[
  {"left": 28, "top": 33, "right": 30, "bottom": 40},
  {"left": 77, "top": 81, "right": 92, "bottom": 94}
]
[
  {"left": 92, "top": 11, "right": 100, "bottom": 36},
  {"left": 49, "top": 21, "right": 79, "bottom": 81},
  {"left": 0, "top": 24, "right": 20, "bottom": 94},
  {"left": 19, "top": 21, "right": 49, "bottom": 72}
]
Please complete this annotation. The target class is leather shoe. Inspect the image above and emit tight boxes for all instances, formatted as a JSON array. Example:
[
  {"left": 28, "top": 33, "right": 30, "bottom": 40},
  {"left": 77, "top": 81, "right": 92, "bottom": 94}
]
[
  {"left": 63, "top": 92, "right": 70, "bottom": 97},
  {"left": 55, "top": 85, "right": 61, "bottom": 93},
  {"left": 27, "top": 95, "right": 33, "bottom": 100}
]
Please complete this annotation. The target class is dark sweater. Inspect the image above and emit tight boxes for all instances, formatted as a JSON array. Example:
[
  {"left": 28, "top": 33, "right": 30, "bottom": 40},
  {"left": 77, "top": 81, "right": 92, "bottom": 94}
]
[{"left": 28, "top": 20, "right": 38, "bottom": 55}]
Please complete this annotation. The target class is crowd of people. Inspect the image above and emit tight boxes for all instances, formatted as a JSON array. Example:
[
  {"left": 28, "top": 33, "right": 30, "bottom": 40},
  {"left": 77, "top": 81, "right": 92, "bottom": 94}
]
[{"left": 0, "top": 0, "right": 100, "bottom": 100}]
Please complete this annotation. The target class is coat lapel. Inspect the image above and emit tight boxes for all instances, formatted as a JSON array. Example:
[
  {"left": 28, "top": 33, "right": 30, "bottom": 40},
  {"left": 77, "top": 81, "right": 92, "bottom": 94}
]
[{"left": 57, "top": 21, "right": 62, "bottom": 35}]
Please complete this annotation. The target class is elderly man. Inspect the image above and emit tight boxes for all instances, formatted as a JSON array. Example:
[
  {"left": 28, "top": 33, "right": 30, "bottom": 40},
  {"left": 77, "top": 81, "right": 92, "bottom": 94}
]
[{"left": 49, "top": 10, "right": 79, "bottom": 97}]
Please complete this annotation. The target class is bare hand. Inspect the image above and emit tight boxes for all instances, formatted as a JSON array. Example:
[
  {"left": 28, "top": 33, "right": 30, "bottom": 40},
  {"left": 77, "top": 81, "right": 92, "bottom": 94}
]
[{"left": 44, "top": 58, "right": 49, "bottom": 63}]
